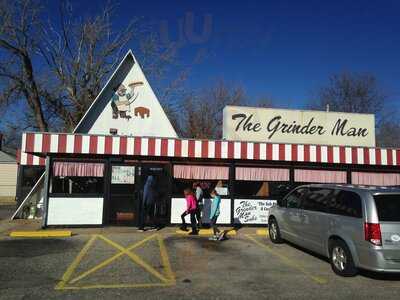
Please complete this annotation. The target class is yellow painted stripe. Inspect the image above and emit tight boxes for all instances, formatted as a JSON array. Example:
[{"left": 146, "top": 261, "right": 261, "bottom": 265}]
[
  {"left": 55, "top": 234, "right": 97, "bottom": 290},
  {"left": 10, "top": 230, "right": 72, "bottom": 238},
  {"left": 256, "top": 229, "right": 269, "bottom": 236},
  {"left": 175, "top": 229, "right": 236, "bottom": 236},
  {"left": 97, "top": 235, "right": 170, "bottom": 283},
  {"left": 69, "top": 233, "right": 157, "bottom": 284},
  {"left": 157, "top": 234, "right": 176, "bottom": 282},
  {"left": 58, "top": 282, "right": 175, "bottom": 290},
  {"left": 245, "top": 234, "right": 328, "bottom": 285}
]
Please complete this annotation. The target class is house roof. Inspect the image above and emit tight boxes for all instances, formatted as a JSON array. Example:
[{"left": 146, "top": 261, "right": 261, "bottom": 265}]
[{"left": 0, "top": 150, "right": 16, "bottom": 163}]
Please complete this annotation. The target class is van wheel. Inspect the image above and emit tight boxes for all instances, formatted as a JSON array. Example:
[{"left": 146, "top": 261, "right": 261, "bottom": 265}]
[
  {"left": 268, "top": 218, "right": 283, "bottom": 244},
  {"left": 329, "top": 239, "right": 358, "bottom": 277}
]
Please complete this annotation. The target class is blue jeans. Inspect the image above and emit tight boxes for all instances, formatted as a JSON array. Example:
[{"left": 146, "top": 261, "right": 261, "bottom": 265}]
[{"left": 210, "top": 215, "right": 220, "bottom": 235}]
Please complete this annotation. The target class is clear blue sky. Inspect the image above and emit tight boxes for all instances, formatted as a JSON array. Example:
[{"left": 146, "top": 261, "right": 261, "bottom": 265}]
[{"left": 53, "top": 0, "right": 400, "bottom": 108}]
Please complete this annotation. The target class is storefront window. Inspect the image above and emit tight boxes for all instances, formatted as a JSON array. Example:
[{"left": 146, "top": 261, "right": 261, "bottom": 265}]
[
  {"left": 50, "top": 161, "right": 105, "bottom": 196},
  {"left": 172, "top": 164, "right": 230, "bottom": 197},
  {"left": 234, "top": 167, "right": 291, "bottom": 199},
  {"left": 50, "top": 176, "right": 104, "bottom": 196},
  {"left": 234, "top": 181, "right": 293, "bottom": 199},
  {"left": 172, "top": 179, "right": 230, "bottom": 197}
]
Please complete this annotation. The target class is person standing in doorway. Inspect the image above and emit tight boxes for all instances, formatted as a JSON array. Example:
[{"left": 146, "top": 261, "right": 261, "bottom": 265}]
[
  {"left": 138, "top": 175, "right": 156, "bottom": 232},
  {"left": 209, "top": 189, "right": 222, "bottom": 241},
  {"left": 180, "top": 188, "right": 198, "bottom": 235},
  {"left": 193, "top": 182, "right": 204, "bottom": 229}
]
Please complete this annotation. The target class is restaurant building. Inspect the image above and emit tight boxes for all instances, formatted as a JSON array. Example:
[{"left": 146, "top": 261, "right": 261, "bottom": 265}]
[{"left": 13, "top": 50, "right": 400, "bottom": 227}]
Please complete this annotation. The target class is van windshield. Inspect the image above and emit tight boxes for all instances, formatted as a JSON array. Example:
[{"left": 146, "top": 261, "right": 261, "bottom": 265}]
[{"left": 373, "top": 194, "right": 400, "bottom": 222}]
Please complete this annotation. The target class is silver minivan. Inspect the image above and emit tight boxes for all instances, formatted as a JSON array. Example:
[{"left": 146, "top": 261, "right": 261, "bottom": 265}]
[{"left": 268, "top": 184, "right": 400, "bottom": 276}]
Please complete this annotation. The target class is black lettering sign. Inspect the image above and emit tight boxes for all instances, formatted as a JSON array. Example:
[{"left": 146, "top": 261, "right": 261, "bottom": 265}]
[
  {"left": 232, "top": 113, "right": 261, "bottom": 132},
  {"left": 331, "top": 119, "right": 369, "bottom": 137},
  {"left": 230, "top": 112, "right": 370, "bottom": 142}
]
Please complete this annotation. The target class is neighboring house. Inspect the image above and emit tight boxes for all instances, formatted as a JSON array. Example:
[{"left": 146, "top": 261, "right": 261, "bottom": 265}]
[{"left": 0, "top": 147, "right": 17, "bottom": 202}]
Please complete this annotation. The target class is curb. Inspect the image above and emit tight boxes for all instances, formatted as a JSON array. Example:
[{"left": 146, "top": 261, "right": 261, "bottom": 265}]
[
  {"left": 256, "top": 229, "right": 269, "bottom": 236},
  {"left": 176, "top": 229, "right": 237, "bottom": 236},
  {"left": 9, "top": 230, "right": 72, "bottom": 238}
]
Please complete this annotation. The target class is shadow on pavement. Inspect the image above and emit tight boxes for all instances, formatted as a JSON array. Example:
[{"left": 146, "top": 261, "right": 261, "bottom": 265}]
[{"left": 0, "top": 238, "right": 76, "bottom": 258}]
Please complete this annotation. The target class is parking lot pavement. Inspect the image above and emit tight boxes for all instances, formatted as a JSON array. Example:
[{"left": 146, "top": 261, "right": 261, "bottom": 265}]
[{"left": 1, "top": 230, "right": 400, "bottom": 300}]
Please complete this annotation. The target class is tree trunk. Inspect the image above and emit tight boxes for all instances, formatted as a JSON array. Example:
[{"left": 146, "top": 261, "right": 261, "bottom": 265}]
[{"left": 21, "top": 51, "right": 48, "bottom": 132}]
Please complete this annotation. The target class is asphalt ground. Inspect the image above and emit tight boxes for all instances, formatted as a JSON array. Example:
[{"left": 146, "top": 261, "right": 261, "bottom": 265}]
[{"left": 1, "top": 229, "right": 400, "bottom": 300}]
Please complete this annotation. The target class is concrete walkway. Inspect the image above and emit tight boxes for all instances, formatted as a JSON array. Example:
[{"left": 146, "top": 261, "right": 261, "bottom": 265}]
[{"left": 0, "top": 218, "right": 265, "bottom": 238}]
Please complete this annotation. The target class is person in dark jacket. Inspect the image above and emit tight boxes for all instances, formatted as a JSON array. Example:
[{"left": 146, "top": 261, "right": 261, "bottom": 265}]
[
  {"left": 193, "top": 182, "right": 204, "bottom": 229},
  {"left": 138, "top": 175, "right": 157, "bottom": 231}
]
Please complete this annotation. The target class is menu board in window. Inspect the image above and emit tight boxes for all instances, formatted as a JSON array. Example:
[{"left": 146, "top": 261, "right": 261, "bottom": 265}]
[{"left": 112, "top": 166, "right": 135, "bottom": 184}]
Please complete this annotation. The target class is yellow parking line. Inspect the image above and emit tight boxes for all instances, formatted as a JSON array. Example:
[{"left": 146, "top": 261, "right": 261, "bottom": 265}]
[
  {"left": 97, "top": 235, "right": 170, "bottom": 283},
  {"left": 55, "top": 234, "right": 97, "bottom": 290},
  {"left": 256, "top": 229, "right": 269, "bottom": 236},
  {"left": 69, "top": 233, "right": 158, "bottom": 284},
  {"left": 60, "top": 282, "right": 175, "bottom": 290},
  {"left": 56, "top": 233, "right": 177, "bottom": 290},
  {"left": 10, "top": 230, "right": 71, "bottom": 238},
  {"left": 175, "top": 229, "right": 237, "bottom": 235},
  {"left": 245, "top": 234, "right": 327, "bottom": 285},
  {"left": 157, "top": 234, "right": 176, "bottom": 282}
]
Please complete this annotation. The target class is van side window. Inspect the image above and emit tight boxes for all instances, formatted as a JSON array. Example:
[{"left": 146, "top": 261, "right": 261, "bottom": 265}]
[
  {"left": 326, "top": 190, "right": 362, "bottom": 218},
  {"left": 302, "top": 188, "right": 333, "bottom": 212},
  {"left": 286, "top": 188, "right": 307, "bottom": 208}
]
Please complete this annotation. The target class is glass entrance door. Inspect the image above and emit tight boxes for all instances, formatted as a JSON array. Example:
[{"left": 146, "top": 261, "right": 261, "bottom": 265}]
[
  {"left": 109, "top": 164, "right": 137, "bottom": 225},
  {"left": 140, "top": 164, "right": 171, "bottom": 227}
]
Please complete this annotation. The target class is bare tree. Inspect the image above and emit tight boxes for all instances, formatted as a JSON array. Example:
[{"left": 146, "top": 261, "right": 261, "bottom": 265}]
[
  {"left": 39, "top": 2, "right": 139, "bottom": 131},
  {"left": 376, "top": 121, "right": 400, "bottom": 148},
  {"left": 0, "top": 0, "right": 48, "bottom": 131},
  {"left": 311, "top": 72, "right": 386, "bottom": 121},
  {"left": 0, "top": 0, "right": 185, "bottom": 138},
  {"left": 310, "top": 72, "right": 400, "bottom": 147},
  {"left": 178, "top": 80, "right": 247, "bottom": 139}
]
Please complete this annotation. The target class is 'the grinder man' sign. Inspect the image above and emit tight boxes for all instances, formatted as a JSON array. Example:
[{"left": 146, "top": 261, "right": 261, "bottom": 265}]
[{"left": 223, "top": 106, "right": 375, "bottom": 147}]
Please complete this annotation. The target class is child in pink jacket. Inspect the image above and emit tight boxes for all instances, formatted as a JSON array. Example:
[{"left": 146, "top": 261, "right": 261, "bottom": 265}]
[{"left": 180, "top": 188, "right": 198, "bottom": 235}]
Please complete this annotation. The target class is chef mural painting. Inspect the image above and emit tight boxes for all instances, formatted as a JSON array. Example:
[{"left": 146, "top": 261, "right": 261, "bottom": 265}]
[
  {"left": 83, "top": 51, "right": 177, "bottom": 137},
  {"left": 223, "top": 106, "right": 376, "bottom": 147},
  {"left": 111, "top": 81, "right": 150, "bottom": 120}
]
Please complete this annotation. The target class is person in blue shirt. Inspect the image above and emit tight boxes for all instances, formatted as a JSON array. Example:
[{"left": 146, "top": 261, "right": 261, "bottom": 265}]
[
  {"left": 209, "top": 189, "right": 222, "bottom": 241},
  {"left": 138, "top": 175, "right": 157, "bottom": 232}
]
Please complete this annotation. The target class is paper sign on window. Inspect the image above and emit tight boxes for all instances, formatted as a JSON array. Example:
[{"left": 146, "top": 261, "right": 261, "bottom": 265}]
[{"left": 112, "top": 166, "right": 135, "bottom": 184}]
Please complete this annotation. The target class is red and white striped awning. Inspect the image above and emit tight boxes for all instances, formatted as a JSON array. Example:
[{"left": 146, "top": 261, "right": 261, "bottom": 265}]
[
  {"left": 16, "top": 149, "right": 46, "bottom": 166},
  {"left": 21, "top": 132, "right": 400, "bottom": 167}
]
